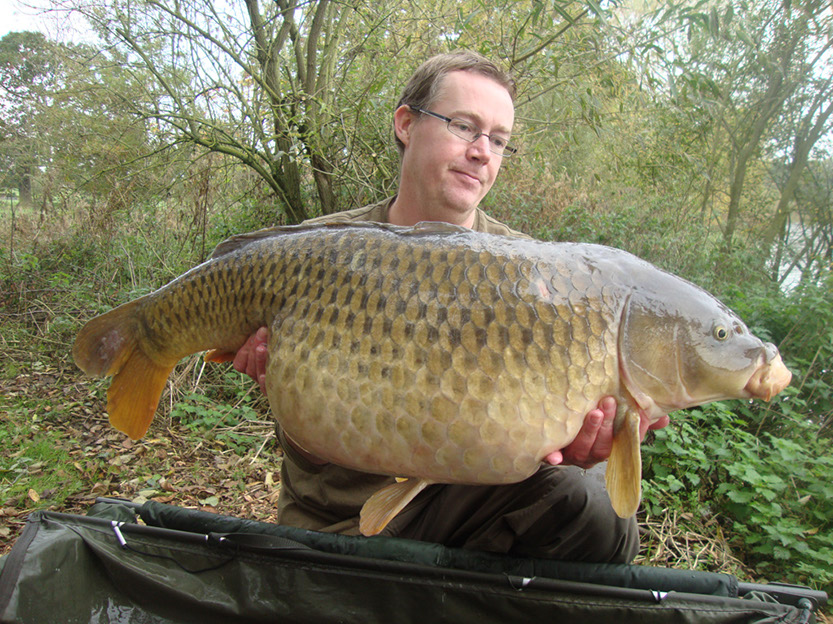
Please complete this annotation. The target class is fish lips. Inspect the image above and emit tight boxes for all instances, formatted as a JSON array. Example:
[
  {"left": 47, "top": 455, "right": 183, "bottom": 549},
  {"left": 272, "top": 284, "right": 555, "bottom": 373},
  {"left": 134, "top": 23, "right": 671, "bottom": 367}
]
[{"left": 744, "top": 348, "right": 792, "bottom": 401}]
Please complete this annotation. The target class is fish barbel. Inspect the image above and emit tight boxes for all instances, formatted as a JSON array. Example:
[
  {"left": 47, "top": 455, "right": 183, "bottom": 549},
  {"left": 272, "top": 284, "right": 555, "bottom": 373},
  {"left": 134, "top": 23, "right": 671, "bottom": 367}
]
[{"left": 73, "top": 222, "right": 791, "bottom": 534}]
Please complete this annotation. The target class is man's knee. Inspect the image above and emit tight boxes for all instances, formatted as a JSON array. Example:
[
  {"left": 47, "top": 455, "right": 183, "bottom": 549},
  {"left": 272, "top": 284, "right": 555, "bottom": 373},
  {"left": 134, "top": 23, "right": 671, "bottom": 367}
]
[{"left": 522, "top": 466, "right": 640, "bottom": 563}]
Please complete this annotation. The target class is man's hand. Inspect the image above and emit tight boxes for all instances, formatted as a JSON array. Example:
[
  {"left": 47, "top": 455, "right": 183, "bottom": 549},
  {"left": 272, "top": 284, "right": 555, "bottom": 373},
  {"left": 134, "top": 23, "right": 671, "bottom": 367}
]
[
  {"left": 233, "top": 326, "right": 270, "bottom": 394},
  {"left": 543, "top": 397, "right": 670, "bottom": 469},
  {"left": 235, "top": 327, "right": 329, "bottom": 465}
]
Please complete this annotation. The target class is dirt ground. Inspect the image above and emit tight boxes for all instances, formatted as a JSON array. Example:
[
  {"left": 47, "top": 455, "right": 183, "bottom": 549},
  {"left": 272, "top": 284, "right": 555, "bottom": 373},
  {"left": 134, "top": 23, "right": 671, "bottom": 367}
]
[{"left": 0, "top": 364, "right": 282, "bottom": 558}]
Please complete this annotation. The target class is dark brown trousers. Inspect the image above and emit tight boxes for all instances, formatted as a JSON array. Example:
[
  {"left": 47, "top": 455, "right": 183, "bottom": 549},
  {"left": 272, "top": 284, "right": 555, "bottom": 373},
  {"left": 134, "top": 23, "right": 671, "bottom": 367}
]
[
  {"left": 381, "top": 465, "right": 638, "bottom": 563},
  {"left": 277, "top": 436, "right": 638, "bottom": 564}
]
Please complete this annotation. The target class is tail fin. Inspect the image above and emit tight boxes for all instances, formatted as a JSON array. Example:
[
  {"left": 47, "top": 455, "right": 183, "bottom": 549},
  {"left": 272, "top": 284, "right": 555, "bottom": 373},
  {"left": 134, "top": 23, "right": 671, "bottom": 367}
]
[
  {"left": 73, "top": 301, "right": 175, "bottom": 440},
  {"left": 73, "top": 301, "right": 141, "bottom": 377},
  {"left": 605, "top": 408, "right": 642, "bottom": 518},
  {"left": 106, "top": 348, "right": 175, "bottom": 440}
]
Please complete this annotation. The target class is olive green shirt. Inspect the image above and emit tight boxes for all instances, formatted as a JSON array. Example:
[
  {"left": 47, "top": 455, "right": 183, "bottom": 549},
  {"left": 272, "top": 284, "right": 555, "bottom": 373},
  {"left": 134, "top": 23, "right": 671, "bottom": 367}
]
[{"left": 303, "top": 196, "right": 528, "bottom": 239}]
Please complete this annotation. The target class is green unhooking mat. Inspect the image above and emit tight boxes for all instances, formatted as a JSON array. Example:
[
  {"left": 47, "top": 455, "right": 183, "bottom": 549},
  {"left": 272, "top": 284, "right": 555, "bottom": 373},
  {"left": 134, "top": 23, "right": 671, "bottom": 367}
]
[{"left": 0, "top": 499, "right": 827, "bottom": 623}]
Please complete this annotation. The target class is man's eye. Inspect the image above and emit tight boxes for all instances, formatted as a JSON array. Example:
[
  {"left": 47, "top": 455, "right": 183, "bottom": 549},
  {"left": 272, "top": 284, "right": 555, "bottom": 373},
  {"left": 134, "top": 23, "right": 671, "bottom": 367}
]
[
  {"left": 490, "top": 136, "right": 508, "bottom": 149},
  {"left": 451, "top": 120, "right": 475, "bottom": 135}
]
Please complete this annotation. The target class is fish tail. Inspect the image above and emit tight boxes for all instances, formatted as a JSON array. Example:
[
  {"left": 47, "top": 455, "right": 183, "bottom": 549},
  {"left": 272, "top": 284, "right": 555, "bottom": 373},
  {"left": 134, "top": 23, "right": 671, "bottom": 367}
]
[
  {"left": 107, "top": 347, "right": 175, "bottom": 440},
  {"left": 73, "top": 300, "right": 176, "bottom": 440},
  {"left": 360, "top": 478, "right": 432, "bottom": 536},
  {"left": 605, "top": 408, "right": 642, "bottom": 518},
  {"left": 73, "top": 300, "right": 142, "bottom": 377}
]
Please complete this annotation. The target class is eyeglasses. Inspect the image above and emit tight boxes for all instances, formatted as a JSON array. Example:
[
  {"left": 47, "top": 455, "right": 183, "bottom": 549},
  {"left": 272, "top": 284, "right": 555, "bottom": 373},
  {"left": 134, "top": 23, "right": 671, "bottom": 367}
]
[{"left": 409, "top": 106, "right": 517, "bottom": 157}]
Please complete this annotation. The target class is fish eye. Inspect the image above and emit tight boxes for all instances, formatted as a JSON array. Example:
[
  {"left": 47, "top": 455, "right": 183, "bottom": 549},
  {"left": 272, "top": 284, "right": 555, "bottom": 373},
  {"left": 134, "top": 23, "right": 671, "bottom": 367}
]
[{"left": 713, "top": 326, "right": 729, "bottom": 341}]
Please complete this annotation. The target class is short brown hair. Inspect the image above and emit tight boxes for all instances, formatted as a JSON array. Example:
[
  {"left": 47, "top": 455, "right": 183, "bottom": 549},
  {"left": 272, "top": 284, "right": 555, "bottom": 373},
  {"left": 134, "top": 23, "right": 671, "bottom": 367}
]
[{"left": 394, "top": 50, "right": 516, "bottom": 154}]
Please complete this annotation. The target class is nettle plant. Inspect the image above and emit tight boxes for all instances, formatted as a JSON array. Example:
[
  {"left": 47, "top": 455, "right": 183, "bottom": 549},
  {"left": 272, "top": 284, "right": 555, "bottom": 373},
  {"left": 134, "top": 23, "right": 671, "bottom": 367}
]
[{"left": 643, "top": 392, "right": 833, "bottom": 591}]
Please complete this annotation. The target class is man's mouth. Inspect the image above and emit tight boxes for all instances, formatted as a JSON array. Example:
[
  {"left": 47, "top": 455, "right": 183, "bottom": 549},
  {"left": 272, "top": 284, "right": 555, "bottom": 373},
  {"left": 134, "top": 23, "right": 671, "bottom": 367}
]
[{"left": 452, "top": 169, "right": 482, "bottom": 185}]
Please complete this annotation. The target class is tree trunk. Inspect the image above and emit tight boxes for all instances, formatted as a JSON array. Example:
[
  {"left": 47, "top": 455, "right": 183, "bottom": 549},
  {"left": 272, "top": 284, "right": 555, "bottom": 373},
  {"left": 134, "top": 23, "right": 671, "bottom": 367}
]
[
  {"left": 17, "top": 166, "right": 33, "bottom": 208},
  {"left": 762, "top": 92, "right": 833, "bottom": 259}
]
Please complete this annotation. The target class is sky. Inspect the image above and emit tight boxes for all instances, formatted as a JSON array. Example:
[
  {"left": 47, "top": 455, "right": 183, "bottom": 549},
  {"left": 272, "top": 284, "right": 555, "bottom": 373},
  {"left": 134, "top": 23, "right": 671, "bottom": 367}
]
[
  {"left": 1, "top": 1, "right": 49, "bottom": 38},
  {"left": 0, "top": 0, "right": 89, "bottom": 41}
]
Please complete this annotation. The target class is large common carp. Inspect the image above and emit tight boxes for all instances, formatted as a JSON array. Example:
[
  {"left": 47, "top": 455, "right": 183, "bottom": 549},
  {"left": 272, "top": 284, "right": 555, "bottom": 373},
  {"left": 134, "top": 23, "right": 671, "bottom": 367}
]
[{"left": 73, "top": 222, "right": 791, "bottom": 534}]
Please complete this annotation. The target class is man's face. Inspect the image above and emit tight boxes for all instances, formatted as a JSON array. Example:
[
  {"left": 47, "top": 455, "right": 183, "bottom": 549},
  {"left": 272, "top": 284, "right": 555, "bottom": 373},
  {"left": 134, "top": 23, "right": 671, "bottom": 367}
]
[{"left": 397, "top": 70, "right": 515, "bottom": 224}]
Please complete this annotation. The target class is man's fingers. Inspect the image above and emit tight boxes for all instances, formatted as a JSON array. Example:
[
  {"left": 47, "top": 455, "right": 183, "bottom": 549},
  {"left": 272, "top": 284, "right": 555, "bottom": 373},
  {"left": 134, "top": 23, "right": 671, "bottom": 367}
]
[
  {"left": 650, "top": 415, "right": 670, "bottom": 430},
  {"left": 560, "top": 409, "right": 604, "bottom": 467},
  {"left": 232, "top": 327, "right": 270, "bottom": 385},
  {"left": 255, "top": 343, "right": 269, "bottom": 393},
  {"left": 543, "top": 450, "right": 563, "bottom": 466},
  {"left": 640, "top": 414, "right": 670, "bottom": 440},
  {"left": 549, "top": 397, "right": 669, "bottom": 470},
  {"left": 580, "top": 396, "right": 616, "bottom": 459},
  {"left": 578, "top": 409, "right": 604, "bottom": 441},
  {"left": 595, "top": 396, "right": 616, "bottom": 446},
  {"left": 598, "top": 396, "right": 617, "bottom": 423},
  {"left": 554, "top": 396, "right": 618, "bottom": 469},
  {"left": 254, "top": 326, "right": 270, "bottom": 343},
  {"left": 232, "top": 336, "right": 255, "bottom": 375}
]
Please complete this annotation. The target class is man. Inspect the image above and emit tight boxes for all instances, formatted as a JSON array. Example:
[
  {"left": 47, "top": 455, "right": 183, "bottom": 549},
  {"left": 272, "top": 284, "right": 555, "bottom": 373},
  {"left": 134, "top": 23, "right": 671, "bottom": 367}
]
[{"left": 235, "top": 51, "right": 668, "bottom": 563}]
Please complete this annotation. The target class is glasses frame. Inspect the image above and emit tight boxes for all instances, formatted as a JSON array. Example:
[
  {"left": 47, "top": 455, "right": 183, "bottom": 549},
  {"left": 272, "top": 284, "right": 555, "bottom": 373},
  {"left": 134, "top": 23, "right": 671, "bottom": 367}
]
[{"left": 409, "top": 106, "right": 517, "bottom": 157}]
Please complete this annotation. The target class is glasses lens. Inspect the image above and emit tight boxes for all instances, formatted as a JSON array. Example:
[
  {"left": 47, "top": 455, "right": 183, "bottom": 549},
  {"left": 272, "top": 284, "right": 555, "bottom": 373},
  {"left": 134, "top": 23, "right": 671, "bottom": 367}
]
[
  {"left": 447, "top": 119, "right": 477, "bottom": 142},
  {"left": 446, "top": 116, "right": 515, "bottom": 157}
]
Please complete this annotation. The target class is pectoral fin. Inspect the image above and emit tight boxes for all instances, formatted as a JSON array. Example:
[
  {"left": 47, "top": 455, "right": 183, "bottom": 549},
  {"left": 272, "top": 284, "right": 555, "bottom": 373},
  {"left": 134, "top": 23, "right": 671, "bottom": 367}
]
[
  {"left": 605, "top": 408, "right": 642, "bottom": 518},
  {"left": 359, "top": 478, "right": 432, "bottom": 536},
  {"left": 204, "top": 349, "right": 235, "bottom": 363}
]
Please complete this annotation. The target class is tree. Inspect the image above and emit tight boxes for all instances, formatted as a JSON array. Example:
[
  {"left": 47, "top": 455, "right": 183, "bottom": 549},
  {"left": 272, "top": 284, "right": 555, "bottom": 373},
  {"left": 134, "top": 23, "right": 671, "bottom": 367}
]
[
  {"left": 643, "top": 0, "right": 833, "bottom": 254},
  {"left": 0, "top": 31, "right": 60, "bottom": 207},
  {"left": 768, "top": 156, "right": 833, "bottom": 288},
  {"left": 52, "top": 0, "right": 634, "bottom": 223},
  {"left": 0, "top": 27, "right": 199, "bottom": 234},
  {"left": 765, "top": 74, "right": 833, "bottom": 285},
  {"left": 61, "top": 0, "right": 403, "bottom": 222}
]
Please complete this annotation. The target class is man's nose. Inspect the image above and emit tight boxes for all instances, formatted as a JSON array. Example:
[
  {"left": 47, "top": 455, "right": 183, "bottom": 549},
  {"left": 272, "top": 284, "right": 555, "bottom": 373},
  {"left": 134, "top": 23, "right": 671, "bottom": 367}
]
[{"left": 467, "top": 135, "right": 492, "bottom": 161}]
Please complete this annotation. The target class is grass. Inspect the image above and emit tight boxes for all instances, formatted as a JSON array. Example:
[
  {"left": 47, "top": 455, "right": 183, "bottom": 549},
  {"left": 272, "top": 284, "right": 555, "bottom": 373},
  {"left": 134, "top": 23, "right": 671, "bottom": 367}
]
[
  {"left": 0, "top": 399, "right": 85, "bottom": 513},
  {"left": 0, "top": 348, "right": 282, "bottom": 550}
]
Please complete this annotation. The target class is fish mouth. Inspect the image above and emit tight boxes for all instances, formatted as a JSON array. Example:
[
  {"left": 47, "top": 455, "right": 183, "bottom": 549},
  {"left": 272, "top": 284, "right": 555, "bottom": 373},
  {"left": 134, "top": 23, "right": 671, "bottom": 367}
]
[{"left": 744, "top": 352, "right": 792, "bottom": 401}]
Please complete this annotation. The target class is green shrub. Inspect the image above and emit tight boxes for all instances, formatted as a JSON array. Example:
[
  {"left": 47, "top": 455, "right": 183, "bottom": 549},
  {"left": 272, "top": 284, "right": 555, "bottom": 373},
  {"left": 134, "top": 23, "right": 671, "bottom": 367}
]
[
  {"left": 644, "top": 267, "right": 833, "bottom": 593},
  {"left": 171, "top": 392, "right": 265, "bottom": 454},
  {"left": 643, "top": 401, "right": 833, "bottom": 592}
]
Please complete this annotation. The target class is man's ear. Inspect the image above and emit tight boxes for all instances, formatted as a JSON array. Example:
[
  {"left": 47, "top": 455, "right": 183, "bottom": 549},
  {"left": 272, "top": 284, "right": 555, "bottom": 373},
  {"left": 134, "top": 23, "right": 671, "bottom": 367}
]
[{"left": 393, "top": 105, "right": 416, "bottom": 148}]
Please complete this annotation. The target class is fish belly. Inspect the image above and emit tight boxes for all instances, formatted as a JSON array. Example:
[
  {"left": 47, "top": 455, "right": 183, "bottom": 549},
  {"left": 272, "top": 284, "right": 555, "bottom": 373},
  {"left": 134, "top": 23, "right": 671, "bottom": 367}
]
[{"left": 263, "top": 227, "right": 621, "bottom": 484}]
